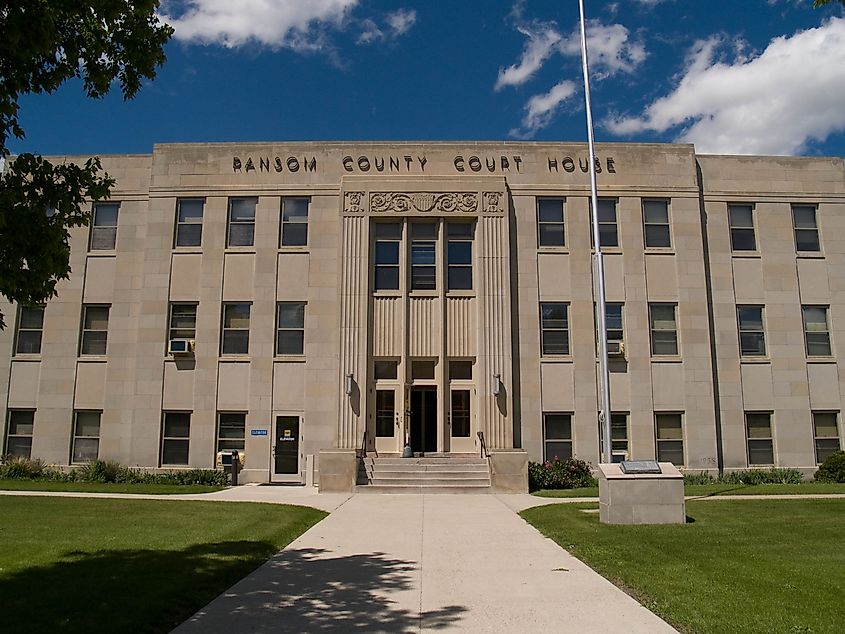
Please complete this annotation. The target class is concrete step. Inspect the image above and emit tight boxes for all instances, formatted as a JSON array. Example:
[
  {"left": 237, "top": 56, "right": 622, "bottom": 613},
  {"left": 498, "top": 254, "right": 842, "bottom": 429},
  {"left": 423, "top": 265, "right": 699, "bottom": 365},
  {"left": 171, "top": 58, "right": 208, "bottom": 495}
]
[
  {"left": 356, "top": 484, "right": 492, "bottom": 494},
  {"left": 366, "top": 457, "right": 488, "bottom": 466},
  {"left": 358, "top": 456, "right": 492, "bottom": 493},
  {"left": 370, "top": 476, "right": 491, "bottom": 486},
  {"left": 364, "top": 465, "right": 490, "bottom": 474}
]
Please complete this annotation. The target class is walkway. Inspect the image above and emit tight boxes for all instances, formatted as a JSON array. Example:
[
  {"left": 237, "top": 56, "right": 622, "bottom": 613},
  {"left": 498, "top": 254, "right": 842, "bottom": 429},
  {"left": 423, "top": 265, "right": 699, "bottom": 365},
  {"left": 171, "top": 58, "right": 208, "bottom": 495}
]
[{"left": 172, "top": 493, "right": 676, "bottom": 633}]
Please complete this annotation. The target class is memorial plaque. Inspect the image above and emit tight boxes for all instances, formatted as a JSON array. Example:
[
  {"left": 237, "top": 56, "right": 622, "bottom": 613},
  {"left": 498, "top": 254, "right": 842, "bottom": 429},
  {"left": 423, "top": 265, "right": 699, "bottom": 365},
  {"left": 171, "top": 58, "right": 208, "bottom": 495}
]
[{"left": 620, "top": 460, "right": 662, "bottom": 474}]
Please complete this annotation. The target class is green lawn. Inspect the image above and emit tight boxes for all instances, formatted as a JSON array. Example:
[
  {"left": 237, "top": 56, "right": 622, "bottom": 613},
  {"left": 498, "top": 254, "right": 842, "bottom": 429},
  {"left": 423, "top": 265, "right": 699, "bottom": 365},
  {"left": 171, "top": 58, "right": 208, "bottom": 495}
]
[
  {"left": 522, "top": 499, "right": 845, "bottom": 634},
  {"left": 0, "top": 478, "right": 225, "bottom": 494},
  {"left": 532, "top": 481, "right": 845, "bottom": 498},
  {"left": 0, "top": 497, "right": 326, "bottom": 634}
]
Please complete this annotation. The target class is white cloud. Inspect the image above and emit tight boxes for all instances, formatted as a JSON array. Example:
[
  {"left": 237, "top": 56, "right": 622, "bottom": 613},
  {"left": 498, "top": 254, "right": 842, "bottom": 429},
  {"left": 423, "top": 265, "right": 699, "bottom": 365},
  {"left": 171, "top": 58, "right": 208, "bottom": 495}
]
[
  {"left": 161, "top": 0, "right": 358, "bottom": 49},
  {"left": 605, "top": 18, "right": 845, "bottom": 155},
  {"left": 509, "top": 80, "right": 578, "bottom": 139},
  {"left": 386, "top": 9, "right": 416, "bottom": 37},
  {"left": 357, "top": 8, "right": 417, "bottom": 45},
  {"left": 495, "top": 22, "right": 562, "bottom": 90}
]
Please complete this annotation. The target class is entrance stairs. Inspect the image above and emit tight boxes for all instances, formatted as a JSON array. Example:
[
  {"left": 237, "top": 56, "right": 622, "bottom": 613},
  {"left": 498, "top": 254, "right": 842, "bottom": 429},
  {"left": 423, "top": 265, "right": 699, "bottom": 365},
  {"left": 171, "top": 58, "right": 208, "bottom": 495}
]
[{"left": 357, "top": 455, "right": 491, "bottom": 494}]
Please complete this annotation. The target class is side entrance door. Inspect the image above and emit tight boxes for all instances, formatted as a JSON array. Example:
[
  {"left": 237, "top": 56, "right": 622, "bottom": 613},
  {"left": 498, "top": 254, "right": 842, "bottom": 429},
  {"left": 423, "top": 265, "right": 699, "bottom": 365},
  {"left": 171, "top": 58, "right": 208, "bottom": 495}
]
[
  {"left": 410, "top": 387, "right": 437, "bottom": 454},
  {"left": 272, "top": 415, "right": 300, "bottom": 482}
]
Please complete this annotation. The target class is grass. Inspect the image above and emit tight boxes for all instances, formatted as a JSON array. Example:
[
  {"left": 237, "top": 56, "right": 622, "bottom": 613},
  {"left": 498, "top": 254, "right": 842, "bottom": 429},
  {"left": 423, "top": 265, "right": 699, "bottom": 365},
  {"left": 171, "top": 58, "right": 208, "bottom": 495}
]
[
  {"left": 0, "top": 497, "right": 326, "bottom": 634},
  {"left": 0, "top": 478, "right": 225, "bottom": 494},
  {"left": 521, "top": 499, "right": 845, "bottom": 634},
  {"left": 532, "top": 481, "right": 845, "bottom": 498}
]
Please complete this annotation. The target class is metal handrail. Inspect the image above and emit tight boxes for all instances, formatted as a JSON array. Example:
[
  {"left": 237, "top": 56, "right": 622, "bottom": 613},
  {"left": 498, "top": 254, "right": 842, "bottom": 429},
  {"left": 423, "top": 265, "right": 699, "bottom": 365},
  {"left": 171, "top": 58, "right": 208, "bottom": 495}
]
[
  {"left": 360, "top": 429, "right": 367, "bottom": 458},
  {"left": 477, "top": 431, "right": 489, "bottom": 459}
]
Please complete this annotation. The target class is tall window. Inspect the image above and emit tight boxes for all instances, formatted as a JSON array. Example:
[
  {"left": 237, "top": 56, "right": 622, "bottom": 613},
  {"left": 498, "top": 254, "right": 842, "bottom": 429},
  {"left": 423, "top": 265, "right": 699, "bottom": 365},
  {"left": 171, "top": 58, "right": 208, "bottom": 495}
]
[
  {"left": 746, "top": 412, "right": 774, "bottom": 465},
  {"left": 71, "top": 411, "right": 101, "bottom": 463},
  {"left": 540, "top": 303, "right": 569, "bottom": 355},
  {"left": 5, "top": 410, "right": 34, "bottom": 459},
  {"left": 175, "top": 199, "right": 204, "bottom": 247},
  {"left": 813, "top": 412, "right": 840, "bottom": 464},
  {"left": 729, "top": 204, "right": 756, "bottom": 251},
  {"left": 217, "top": 413, "right": 246, "bottom": 452},
  {"left": 802, "top": 306, "right": 831, "bottom": 357},
  {"left": 737, "top": 305, "right": 766, "bottom": 357},
  {"left": 169, "top": 304, "right": 197, "bottom": 341},
  {"left": 161, "top": 412, "right": 191, "bottom": 465},
  {"left": 276, "top": 302, "right": 305, "bottom": 355},
  {"left": 543, "top": 413, "right": 572, "bottom": 461},
  {"left": 649, "top": 303, "right": 678, "bottom": 356},
  {"left": 374, "top": 223, "right": 401, "bottom": 290},
  {"left": 410, "top": 223, "right": 437, "bottom": 290},
  {"left": 643, "top": 200, "right": 671, "bottom": 248},
  {"left": 447, "top": 223, "right": 473, "bottom": 290},
  {"left": 375, "top": 391, "right": 395, "bottom": 437},
  {"left": 227, "top": 198, "right": 256, "bottom": 247},
  {"left": 221, "top": 303, "right": 250, "bottom": 355},
  {"left": 599, "top": 413, "right": 629, "bottom": 461},
  {"left": 280, "top": 198, "right": 309, "bottom": 246},
  {"left": 89, "top": 202, "right": 119, "bottom": 250},
  {"left": 15, "top": 305, "right": 44, "bottom": 354},
  {"left": 792, "top": 204, "right": 820, "bottom": 252},
  {"left": 655, "top": 413, "right": 684, "bottom": 466},
  {"left": 591, "top": 199, "right": 618, "bottom": 247},
  {"left": 606, "top": 303, "right": 624, "bottom": 343},
  {"left": 80, "top": 305, "right": 109, "bottom": 356},
  {"left": 537, "top": 198, "right": 565, "bottom": 247},
  {"left": 451, "top": 390, "right": 471, "bottom": 437}
]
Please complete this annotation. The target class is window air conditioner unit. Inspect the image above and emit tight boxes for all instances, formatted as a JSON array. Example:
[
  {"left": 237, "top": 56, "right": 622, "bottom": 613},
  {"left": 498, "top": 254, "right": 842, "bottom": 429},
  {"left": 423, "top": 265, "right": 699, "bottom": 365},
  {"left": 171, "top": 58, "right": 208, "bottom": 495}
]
[
  {"left": 168, "top": 339, "right": 195, "bottom": 355},
  {"left": 607, "top": 340, "right": 625, "bottom": 357}
]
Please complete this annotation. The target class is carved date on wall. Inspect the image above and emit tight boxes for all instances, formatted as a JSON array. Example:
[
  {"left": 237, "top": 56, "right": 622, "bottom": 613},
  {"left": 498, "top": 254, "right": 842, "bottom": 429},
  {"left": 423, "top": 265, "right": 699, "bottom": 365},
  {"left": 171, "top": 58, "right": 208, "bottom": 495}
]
[{"left": 371, "top": 192, "right": 478, "bottom": 213}]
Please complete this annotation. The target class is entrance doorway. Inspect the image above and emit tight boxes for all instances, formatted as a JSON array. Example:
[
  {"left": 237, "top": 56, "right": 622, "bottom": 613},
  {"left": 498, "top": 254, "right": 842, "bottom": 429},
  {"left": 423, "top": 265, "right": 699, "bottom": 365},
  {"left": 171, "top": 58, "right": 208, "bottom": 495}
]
[
  {"left": 272, "top": 415, "right": 300, "bottom": 481},
  {"left": 410, "top": 387, "right": 438, "bottom": 454}
]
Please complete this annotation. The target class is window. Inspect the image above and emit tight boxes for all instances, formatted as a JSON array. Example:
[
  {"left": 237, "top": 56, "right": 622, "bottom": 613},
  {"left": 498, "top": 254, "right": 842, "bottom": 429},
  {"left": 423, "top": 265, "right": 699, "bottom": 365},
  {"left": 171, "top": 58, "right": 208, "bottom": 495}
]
[
  {"left": 5, "top": 410, "right": 34, "bottom": 458},
  {"left": 540, "top": 303, "right": 569, "bottom": 355},
  {"left": 276, "top": 302, "right": 305, "bottom": 355},
  {"left": 175, "top": 199, "right": 204, "bottom": 247},
  {"left": 375, "top": 390, "right": 395, "bottom": 437},
  {"left": 447, "top": 223, "right": 473, "bottom": 290},
  {"left": 606, "top": 303, "right": 624, "bottom": 343},
  {"left": 161, "top": 412, "right": 191, "bottom": 465},
  {"left": 746, "top": 412, "right": 774, "bottom": 465},
  {"left": 221, "top": 303, "right": 250, "bottom": 355},
  {"left": 537, "top": 199, "right": 565, "bottom": 247},
  {"left": 89, "top": 202, "right": 119, "bottom": 250},
  {"left": 543, "top": 413, "right": 572, "bottom": 461},
  {"left": 411, "top": 359, "right": 436, "bottom": 380},
  {"left": 813, "top": 412, "right": 840, "bottom": 464},
  {"left": 643, "top": 200, "right": 671, "bottom": 248},
  {"left": 281, "top": 198, "right": 309, "bottom": 246},
  {"left": 217, "top": 413, "right": 246, "bottom": 452},
  {"left": 410, "top": 223, "right": 437, "bottom": 290},
  {"left": 655, "top": 413, "right": 684, "bottom": 466},
  {"left": 792, "top": 204, "right": 820, "bottom": 252},
  {"left": 590, "top": 199, "right": 618, "bottom": 247},
  {"left": 649, "top": 303, "right": 678, "bottom": 356},
  {"left": 451, "top": 390, "right": 471, "bottom": 437},
  {"left": 737, "top": 305, "right": 766, "bottom": 357},
  {"left": 71, "top": 411, "right": 100, "bottom": 463},
  {"left": 374, "top": 359, "right": 399, "bottom": 380},
  {"left": 374, "top": 223, "right": 401, "bottom": 290},
  {"left": 729, "top": 204, "right": 756, "bottom": 251},
  {"left": 802, "top": 306, "right": 831, "bottom": 357},
  {"left": 169, "top": 304, "right": 197, "bottom": 341},
  {"left": 80, "top": 305, "right": 109, "bottom": 356},
  {"left": 600, "top": 413, "right": 629, "bottom": 461},
  {"left": 227, "top": 198, "right": 256, "bottom": 247},
  {"left": 15, "top": 305, "right": 44, "bottom": 354},
  {"left": 449, "top": 360, "right": 473, "bottom": 380}
]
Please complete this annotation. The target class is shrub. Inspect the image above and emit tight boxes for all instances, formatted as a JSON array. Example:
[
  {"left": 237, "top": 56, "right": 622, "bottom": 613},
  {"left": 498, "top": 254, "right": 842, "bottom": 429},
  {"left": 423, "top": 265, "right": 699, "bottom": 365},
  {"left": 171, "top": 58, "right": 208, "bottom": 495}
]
[
  {"left": 77, "top": 459, "right": 123, "bottom": 483},
  {"left": 0, "top": 456, "right": 47, "bottom": 479},
  {"left": 683, "top": 471, "right": 717, "bottom": 485},
  {"left": 815, "top": 451, "right": 845, "bottom": 483},
  {"left": 528, "top": 457, "right": 596, "bottom": 491},
  {"left": 157, "top": 469, "right": 229, "bottom": 486},
  {"left": 684, "top": 468, "right": 804, "bottom": 486}
]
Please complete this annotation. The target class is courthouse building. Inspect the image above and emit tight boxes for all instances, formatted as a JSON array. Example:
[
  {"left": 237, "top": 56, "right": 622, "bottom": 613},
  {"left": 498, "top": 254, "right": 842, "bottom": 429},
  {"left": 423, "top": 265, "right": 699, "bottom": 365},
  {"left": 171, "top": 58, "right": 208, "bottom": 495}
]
[{"left": 1, "top": 142, "right": 843, "bottom": 488}]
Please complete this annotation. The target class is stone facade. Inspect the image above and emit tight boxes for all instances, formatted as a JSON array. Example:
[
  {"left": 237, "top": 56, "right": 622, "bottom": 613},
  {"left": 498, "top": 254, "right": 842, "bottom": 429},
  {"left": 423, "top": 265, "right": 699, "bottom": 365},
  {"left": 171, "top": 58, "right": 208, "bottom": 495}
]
[{"left": 1, "top": 142, "right": 843, "bottom": 483}]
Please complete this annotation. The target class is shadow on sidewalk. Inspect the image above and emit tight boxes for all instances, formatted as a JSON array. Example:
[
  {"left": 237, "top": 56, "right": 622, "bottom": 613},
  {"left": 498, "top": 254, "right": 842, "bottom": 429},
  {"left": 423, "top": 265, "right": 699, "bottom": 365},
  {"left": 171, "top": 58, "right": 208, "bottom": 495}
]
[{"left": 179, "top": 546, "right": 468, "bottom": 632}]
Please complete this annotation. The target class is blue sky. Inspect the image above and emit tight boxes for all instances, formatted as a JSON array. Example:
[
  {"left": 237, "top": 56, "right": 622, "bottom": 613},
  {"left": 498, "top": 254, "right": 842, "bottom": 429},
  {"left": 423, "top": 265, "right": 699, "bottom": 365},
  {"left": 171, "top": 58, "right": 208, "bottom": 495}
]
[{"left": 10, "top": 0, "right": 845, "bottom": 157}]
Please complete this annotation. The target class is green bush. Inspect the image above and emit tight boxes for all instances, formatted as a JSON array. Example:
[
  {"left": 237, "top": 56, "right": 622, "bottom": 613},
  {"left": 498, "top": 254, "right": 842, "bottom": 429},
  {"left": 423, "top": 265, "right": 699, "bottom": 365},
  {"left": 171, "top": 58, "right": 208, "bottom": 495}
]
[
  {"left": 0, "top": 456, "right": 48, "bottom": 479},
  {"left": 528, "top": 457, "right": 597, "bottom": 491},
  {"left": 157, "top": 469, "right": 229, "bottom": 486},
  {"left": 78, "top": 460, "right": 123, "bottom": 483},
  {"left": 814, "top": 451, "right": 845, "bottom": 483},
  {"left": 683, "top": 471, "right": 717, "bottom": 485},
  {"left": 683, "top": 468, "right": 805, "bottom": 485}
]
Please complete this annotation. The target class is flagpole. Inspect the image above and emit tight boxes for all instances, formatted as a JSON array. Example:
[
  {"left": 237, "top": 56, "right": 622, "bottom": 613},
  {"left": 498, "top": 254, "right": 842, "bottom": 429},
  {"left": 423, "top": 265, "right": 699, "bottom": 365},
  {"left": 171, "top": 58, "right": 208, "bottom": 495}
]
[{"left": 578, "top": 0, "right": 613, "bottom": 464}]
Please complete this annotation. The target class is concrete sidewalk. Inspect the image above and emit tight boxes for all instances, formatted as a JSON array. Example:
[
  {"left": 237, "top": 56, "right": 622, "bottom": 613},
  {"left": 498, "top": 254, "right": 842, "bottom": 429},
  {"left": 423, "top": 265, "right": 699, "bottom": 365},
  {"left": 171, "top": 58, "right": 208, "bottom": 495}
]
[{"left": 173, "top": 494, "right": 676, "bottom": 633}]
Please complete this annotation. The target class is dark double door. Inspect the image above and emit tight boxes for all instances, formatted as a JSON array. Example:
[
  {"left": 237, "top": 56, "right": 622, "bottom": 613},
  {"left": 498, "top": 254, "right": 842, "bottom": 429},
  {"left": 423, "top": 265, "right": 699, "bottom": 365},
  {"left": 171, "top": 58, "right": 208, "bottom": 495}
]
[{"left": 410, "top": 388, "right": 437, "bottom": 454}]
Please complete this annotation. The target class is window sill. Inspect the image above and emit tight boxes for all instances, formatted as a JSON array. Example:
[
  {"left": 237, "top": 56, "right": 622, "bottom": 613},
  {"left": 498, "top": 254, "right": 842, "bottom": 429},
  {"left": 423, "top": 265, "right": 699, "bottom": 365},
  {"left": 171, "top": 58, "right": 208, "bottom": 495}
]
[
  {"left": 78, "top": 356, "right": 108, "bottom": 363},
  {"left": 644, "top": 248, "right": 676, "bottom": 256},
  {"left": 731, "top": 251, "right": 761, "bottom": 259},
  {"left": 796, "top": 252, "right": 825, "bottom": 259},
  {"left": 651, "top": 356, "right": 683, "bottom": 363},
  {"left": 409, "top": 290, "right": 438, "bottom": 298},
  {"left": 87, "top": 250, "right": 116, "bottom": 257},
  {"left": 446, "top": 291, "right": 476, "bottom": 299},
  {"left": 740, "top": 357, "right": 770, "bottom": 364},
  {"left": 591, "top": 247, "right": 622, "bottom": 254},
  {"left": 224, "top": 247, "right": 256, "bottom": 254},
  {"left": 219, "top": 356, "right": 250, "bottom": 362},
  {"left": 540, "top": 356, "right": 574, "bottom": 363},
  {"left": 373, "top": 290, "right": 402, "bottom": 297},
  {"left": 173, "top": 247, "right": 203, "bottom": 254},
  {"left": 537, "top": 246, "right": 569, "bottom": 254},
  {"left": 275, "top": 355, "right": 306, "bottom": 363},
  {"left": 11, "top": 355, "right": 41, "bottom": 362},
  {"left": 806, "top": 357, "right": 836, "bottom": 364},
  {"left": 278, "top": 246, "right": 310, "bottom": 253}
]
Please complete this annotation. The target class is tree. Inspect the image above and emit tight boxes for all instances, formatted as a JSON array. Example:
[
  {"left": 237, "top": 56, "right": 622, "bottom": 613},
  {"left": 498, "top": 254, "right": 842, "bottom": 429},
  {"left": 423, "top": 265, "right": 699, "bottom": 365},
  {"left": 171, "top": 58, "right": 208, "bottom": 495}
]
[
  {"left": 0, "top": 1, "right": 173, "bottom": 327},
  {"left": 813, "top": 1, "right": 845, "bottom": 7}
]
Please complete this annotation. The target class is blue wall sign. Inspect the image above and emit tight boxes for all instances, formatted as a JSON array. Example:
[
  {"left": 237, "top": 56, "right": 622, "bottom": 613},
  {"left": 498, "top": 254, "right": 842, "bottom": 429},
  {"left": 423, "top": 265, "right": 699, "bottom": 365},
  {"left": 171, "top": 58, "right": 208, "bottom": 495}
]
[{"left": 251, "top": 429, "right": 269, "bottom": 436}]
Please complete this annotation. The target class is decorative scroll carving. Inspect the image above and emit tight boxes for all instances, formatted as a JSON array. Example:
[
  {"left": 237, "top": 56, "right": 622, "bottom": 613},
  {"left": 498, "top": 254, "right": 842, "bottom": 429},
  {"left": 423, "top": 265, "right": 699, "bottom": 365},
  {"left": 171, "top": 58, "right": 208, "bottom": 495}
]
[
  {"left": 344, "top": 191, "right": 365, "bottom": 213},
  {"left": 483, "top": 191, "right": 503, "bottom": 213},
  {"left": 370, "top": 192, "right": 478, "bottom": 213}
]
